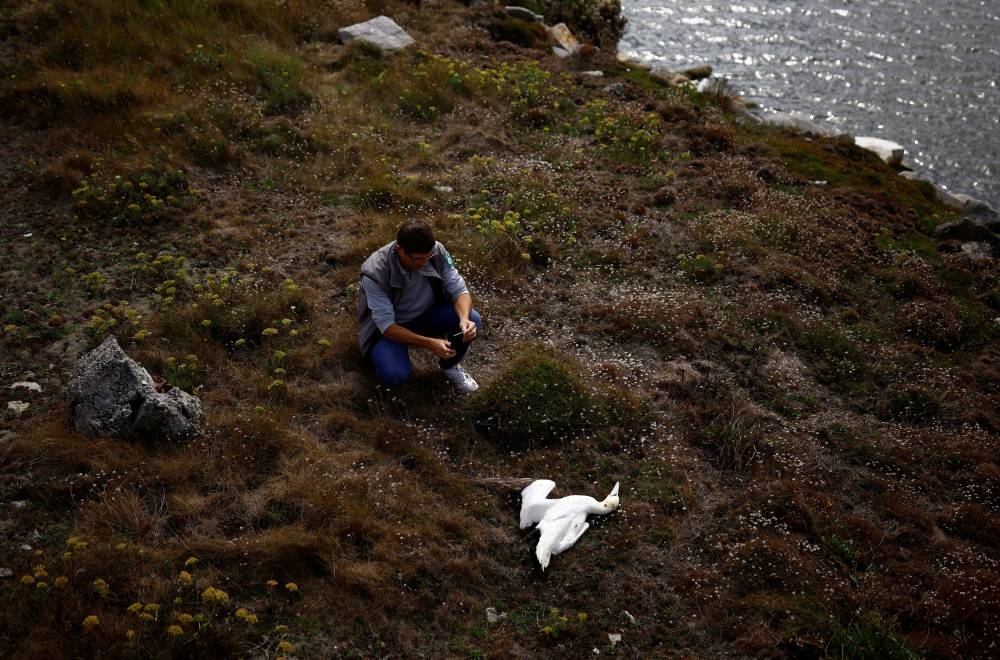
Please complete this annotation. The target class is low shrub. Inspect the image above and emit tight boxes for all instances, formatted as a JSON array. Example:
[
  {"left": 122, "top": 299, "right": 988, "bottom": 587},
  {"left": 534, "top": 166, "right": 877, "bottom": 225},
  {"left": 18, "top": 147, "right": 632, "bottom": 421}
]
[
  {"left": 574, "top": 100, "right": 662, "bottom": 161},
  {"left": 474, "top": 61, "right": 574, "bottom": 127},
  {"left": 472, "top": 346, "right": 641, "bottom": 447},
  {"left": 71, "top": 162, "right": 194, "bottom": 226}
]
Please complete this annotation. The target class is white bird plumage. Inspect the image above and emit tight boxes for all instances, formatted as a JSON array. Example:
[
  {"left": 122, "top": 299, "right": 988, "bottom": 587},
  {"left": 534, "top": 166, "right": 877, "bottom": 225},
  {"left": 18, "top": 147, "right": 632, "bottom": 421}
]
[{"left": 519, "top": 479, "right": 620, "bottom": 571}]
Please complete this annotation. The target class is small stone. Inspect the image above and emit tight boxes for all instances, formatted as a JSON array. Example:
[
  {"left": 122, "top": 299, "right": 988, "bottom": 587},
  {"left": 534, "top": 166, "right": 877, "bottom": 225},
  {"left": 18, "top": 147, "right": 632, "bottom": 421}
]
[
  {"left": 7, "top": 401, "right": 29, "bottom": 416},
  {"left": 434, "top": 185, "right": 454, "bottom": 194},
  {"left": 486, "top": 606, "right": 507, "bottom": 623},
  {"left": 961, "top": 242, "right": 994, "bottom": 261},
  {"left": 622, "top": 610, "right": 637, "bottom": 625},
  {"left": 580, "top": 70, "right": 604, "bottom": 77},
  {"left": 602, "top": 82, "right": 626, "bottom": 98},
  {"left": 10, "top": 381, "right": 42, "bottom": 393},
  {"left": 0, "top": 568, "right": 13, "bottom": 578},
  {"left": 608, "top": 633, "right": 622, "bottom": 646}
]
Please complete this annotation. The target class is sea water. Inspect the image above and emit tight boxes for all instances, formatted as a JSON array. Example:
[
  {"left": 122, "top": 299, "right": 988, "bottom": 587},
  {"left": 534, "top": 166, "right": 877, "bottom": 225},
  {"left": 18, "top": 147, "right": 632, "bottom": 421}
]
[{"left": 620, "top": 0, "right": 1000, "bottom": 207}]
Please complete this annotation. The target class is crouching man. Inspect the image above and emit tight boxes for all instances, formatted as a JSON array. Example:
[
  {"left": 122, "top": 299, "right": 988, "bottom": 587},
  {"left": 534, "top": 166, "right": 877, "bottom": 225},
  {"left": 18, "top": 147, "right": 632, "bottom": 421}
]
[{"left": 356, "top": 219, "right": 482, "bottom": 393}]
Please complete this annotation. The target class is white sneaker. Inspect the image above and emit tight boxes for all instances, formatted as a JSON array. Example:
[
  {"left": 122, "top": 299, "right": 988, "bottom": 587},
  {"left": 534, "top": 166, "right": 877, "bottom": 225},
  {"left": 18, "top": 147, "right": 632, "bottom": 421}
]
[{"left": 441, "top": 364, "right": 479, "bottom": 393}]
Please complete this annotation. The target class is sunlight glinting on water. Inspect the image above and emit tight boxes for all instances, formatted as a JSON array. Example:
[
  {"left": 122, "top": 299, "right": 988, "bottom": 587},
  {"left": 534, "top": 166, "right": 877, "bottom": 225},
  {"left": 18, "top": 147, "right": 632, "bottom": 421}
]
[{"left": 620, "top": 0, "right": 1000, "bottom": 203}]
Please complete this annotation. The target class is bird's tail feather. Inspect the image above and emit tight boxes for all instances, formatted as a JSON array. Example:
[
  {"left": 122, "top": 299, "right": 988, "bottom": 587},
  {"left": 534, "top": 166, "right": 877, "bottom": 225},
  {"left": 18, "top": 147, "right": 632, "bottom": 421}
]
[{"left": 536, "top": 544, "right": 551, "bottom": 571}]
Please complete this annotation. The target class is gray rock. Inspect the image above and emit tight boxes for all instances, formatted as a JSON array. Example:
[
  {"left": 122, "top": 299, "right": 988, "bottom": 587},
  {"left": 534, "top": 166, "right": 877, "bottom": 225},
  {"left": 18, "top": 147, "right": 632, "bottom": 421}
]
[
  {"left": 934, "top": 218, "right": 1000, "bottom": 248},
  {"left": 951, "top": 193, "right": 1000, "bottom": 228},
  {"left": 68, "top": 336, "right": 202, "bottom": 442},
  {"left": 602, "top": 82, "right": 626, "bottom": 98},
  {"left": 338, "top": 16, "right": 415, "bottom": 52},
  {"left": 505, "top": 6, "right": 543, "bottom": 23}
]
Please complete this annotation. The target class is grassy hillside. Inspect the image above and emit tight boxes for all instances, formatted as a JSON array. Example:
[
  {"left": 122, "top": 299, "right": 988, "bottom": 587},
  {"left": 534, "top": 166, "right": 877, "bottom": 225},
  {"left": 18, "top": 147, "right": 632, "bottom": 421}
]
[{"left": 2, "top": 1, "right": 999, "bottom": 657}]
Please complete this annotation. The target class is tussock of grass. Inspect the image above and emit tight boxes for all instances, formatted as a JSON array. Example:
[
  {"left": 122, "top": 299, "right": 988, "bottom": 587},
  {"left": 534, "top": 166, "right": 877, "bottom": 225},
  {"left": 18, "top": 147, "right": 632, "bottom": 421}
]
[{"left": 472, "top": 346, "right": 643, "bottom": 448}]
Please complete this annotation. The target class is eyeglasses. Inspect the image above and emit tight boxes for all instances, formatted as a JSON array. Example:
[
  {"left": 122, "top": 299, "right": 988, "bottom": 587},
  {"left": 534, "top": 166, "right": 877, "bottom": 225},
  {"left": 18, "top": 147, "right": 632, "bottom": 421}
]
[{"left": 399, "top": 247, "right": 434, "bottom": 264}]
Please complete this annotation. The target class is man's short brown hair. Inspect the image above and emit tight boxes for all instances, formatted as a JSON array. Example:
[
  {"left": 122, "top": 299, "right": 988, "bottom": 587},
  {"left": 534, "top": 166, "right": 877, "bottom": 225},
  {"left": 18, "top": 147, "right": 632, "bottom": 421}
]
[{"left": 396, "top": 219, "right": 436, "bottom": 253}]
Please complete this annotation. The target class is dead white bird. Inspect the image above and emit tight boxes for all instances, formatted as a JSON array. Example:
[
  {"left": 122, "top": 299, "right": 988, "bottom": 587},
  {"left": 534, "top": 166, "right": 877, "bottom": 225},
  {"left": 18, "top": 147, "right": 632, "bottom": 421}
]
[{"left": 519, "top": 479, "right": 620, "bottom": 571}]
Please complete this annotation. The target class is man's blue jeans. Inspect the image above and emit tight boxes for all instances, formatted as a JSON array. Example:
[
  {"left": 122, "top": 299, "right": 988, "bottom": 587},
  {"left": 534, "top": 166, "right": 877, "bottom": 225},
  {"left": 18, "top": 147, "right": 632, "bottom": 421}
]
[{"left": 369, "top": 303, "right": 483, "bottom": 387}]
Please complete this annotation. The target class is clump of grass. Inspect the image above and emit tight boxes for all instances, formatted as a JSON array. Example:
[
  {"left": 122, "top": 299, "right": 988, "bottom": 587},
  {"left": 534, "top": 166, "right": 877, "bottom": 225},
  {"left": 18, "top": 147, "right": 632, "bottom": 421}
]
[
  {"left": 243, "top": 46, "right": 313, "bottom": 115},
  {"left": 371, "top": 51, "right": 473, "bottom": 122},
  {"left": 472, "top": 345, "right": 641, "bottom": 447},
  {"left": 876, "top": 384, "right": 942, "bottom": 425},
  {"left": 793, "top": 324, "right": 871, "bottom": 392},
  {"left": 677, "top": 251, "right": 726, "bottom": 283},
  {"left": 828, "top": 614, "right": 920, "bottom": 660},
  {"left": 671, "top": 368, "right": 774, "bottom": 470},
  {"left": 894, "top": 299, "right": 962, "bottom": 350}
]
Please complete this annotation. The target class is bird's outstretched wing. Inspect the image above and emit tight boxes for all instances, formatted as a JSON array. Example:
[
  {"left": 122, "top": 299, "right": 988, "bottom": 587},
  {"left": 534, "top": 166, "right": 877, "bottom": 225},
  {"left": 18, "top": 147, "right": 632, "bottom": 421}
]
[
  {"left": 519, "top": 479, "right": 557, "bottom": 529},
  {"left": 535, "top": 510, "right": 587, "bottom": 570}
]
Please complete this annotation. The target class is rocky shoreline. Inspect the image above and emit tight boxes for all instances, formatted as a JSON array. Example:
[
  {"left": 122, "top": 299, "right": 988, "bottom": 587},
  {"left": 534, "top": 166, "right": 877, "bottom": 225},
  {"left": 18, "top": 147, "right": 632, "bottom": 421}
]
[{"left": 609, "top": 52, "right": 1000, "bottom": 260}]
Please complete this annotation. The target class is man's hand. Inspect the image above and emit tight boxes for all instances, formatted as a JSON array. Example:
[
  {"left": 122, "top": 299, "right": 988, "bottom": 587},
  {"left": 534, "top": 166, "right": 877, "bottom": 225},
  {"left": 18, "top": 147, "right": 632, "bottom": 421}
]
[
  {"left": 428, "top": 338, "right": 457, "bottom": 359},
  {"left": 460, "top": 318, "right": 478, "bottom": 342},
  {"left": 384, "top": 324, "right": 456, "bottom": 358}
]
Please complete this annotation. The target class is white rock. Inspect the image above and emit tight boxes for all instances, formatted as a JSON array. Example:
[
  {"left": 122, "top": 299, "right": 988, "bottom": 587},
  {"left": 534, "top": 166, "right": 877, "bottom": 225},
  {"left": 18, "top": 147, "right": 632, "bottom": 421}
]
[
  {"left": 10, "top": 381, "right": 42, "bottom": 393},
  {"left": 854, "top": 136, "right": 905, "bottom": 167},
  {"left": 580, "top": 70, "right": 605, "bottom": 77},
  {"left": 548, "top": 23, "right": 580, "bottom": 56},
  {"left": 7, "top": 401, "right": 29, "bottom": 416},
  {"left": 762, "top": 111, "right": 835, "bottom": 137},
  {"left": 486, "top": 606, "right": 507, "bottom": 623},
  {"left": 608, "top": 633, "right": 622, "bottom": 646},
  {"left": 0, "top": 568, "right": 13, "bottom": 578},
  {"left": 338, "top": 16, "right": 415, "bottom": 52}
]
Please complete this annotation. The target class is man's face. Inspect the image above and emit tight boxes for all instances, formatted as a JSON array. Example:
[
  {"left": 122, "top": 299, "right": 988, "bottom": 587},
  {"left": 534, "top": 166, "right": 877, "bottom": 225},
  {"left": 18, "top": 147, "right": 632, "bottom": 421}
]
[{"left": 395, "top": 244, "right": 434, "bottom": 272}]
